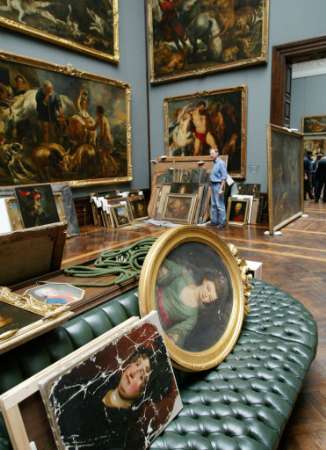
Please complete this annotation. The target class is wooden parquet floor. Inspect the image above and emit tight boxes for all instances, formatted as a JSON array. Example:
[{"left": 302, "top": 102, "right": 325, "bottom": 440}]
[
  {"left": 62, "top": 201, "right": 325, "bottom": 449},
  {"left": 214, "top": 200, "right": 326, "bottom": 450}
]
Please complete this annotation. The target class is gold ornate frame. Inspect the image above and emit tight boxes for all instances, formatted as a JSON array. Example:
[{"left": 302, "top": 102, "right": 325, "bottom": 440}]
[
  {"left": 163, "top": 86, "right": 248, "bottom": 179},
  {"left": 110, "top": 202, "right": 132, "bottom": 228},
  {"left": 267, "top": 124, "right": 304, "bottom": 233},
  {"left": 302, "top": 115, "right": 326, "bottom": 135},
  {"left": 227, "top": 196, "right": 251, "bottom": 226},
  {"left": 162, "top": 193, "right": 197, "bottom": 224},
  {"left": 147, "top": 0, "right": 269, "bottom": 84},
  {"left": 0, "top": 1, "right": 119, "bottom": 63},
  {"left": 139, "top": 226, "right": 245, "bottom": 371},
  {"left": 0, "top": 287, "right": 71, "bottom": 352},
  {"left": 0, "top": 51, "right": 132, "bottom": 187}
]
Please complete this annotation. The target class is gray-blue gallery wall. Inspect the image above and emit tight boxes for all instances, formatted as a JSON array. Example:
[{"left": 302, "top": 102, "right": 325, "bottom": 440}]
[
  {"left": 291, "top": 74, "right": 326, "bottom": 130},
  {"left": 148, "top": 0, "right": 326, "bottom": 191},
  {"left": 0, "top": 0, "right": 149, "bottom": 197}
]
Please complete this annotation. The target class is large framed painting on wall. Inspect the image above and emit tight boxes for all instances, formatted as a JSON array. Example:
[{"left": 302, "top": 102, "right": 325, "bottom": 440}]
[
  {"left": 0, "top": 52, "right": 132, "bottom": 187},
  {"left": 0, "top": 1, "right": 119, "bottom": 63},
  {"left": 147, "top": 0, "right": 269, "bottom": 84},
  {"left": 164, "top": 86, "right": 247, "bottom": 178},
  {"left": 267, "top": 124, "right": 304, "bottom": 233},
  {"left": 139, "top": 226, "right": 245, "bottom": 371}
]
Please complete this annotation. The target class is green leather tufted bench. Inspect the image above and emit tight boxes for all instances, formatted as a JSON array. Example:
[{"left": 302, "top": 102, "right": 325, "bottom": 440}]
[{"left": 0, "top": 280, "right": 317, "bottom": 450}]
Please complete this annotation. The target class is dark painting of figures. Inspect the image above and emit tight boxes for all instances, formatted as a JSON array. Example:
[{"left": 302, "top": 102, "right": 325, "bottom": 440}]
[
  {"left": 0, "top": 54, "right": 131, "bottom": 186},
  {"left": 148, "top": 0, "right": 269, "bottom": 83},
  {"left": 164, "top": 86, "right": 247, "bottom": 178},
  {"left": 0, "top": 1, "right": 118, "bottom": 62}
]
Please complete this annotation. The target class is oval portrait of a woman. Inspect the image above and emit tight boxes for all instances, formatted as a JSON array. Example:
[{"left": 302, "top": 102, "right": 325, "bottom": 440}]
[
  {"left": 156, "top": 241, "right": 233, "bottom": 353},
  {"left": 139, "top": 227, "right": 245, "bottom": 370}
]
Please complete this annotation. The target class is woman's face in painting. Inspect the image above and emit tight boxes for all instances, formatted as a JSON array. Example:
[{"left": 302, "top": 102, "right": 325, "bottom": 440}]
[
  {"left": 198, "top": 279, "right": 217, "bottom": 304},
  {"left": 118, "top": 356, "right": 151, "bottom": 400}
]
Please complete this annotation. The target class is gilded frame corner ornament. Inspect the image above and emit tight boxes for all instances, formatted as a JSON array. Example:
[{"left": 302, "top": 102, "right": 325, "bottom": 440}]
[
  {"left": 0, "top": 51, "right": 132, "bottom": 188},
  {"left": 0, "top": 0, "right": 120, "bottom": 64},
  {"left": 163, "top": 85, "right": 248, "bottom": 179},
  {"left": 147, "top": 0, "right": 269, "bottom": 85},
  {"left": 139, "top": 226, "right": 246, "bottom": 371},
  {"left": 267, "top": 124, "right": 304, "bottom": 233}
]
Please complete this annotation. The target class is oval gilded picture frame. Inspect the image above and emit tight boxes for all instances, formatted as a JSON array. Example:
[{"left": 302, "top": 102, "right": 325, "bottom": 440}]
[{"left": 139, "top": 226, "right": 245, "bottom": 371}]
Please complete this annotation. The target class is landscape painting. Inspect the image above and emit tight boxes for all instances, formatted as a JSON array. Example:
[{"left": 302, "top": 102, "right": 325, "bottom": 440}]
[
  {"left": 0, "top": 0, "right": 119, "bottom": 62},
  {"left": 0, "top": 52, "right": 131, "bottom": 187},
  {"left": 148, "top": 0, "right": 269, "bottom": 83},
  {"left": 164, "top": 86, "right": 247, "bottom": 178}
]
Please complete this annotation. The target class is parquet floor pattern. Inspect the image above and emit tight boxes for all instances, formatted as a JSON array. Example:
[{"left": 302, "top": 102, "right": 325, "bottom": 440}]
[
  {"left": 63, "top": 202, "right": 325, "bottom": 449},
  {"left": 214, "top": 200, "right": 326, "bottom": 450}
]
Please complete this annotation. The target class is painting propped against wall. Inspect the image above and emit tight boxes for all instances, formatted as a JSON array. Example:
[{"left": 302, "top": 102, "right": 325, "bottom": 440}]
[
  {"left": 267, "top": 125, "right": 304, "bottom": 233},
  {"left": 0, "top": 0, "right": 119, "bottom": 63},
  {"left": 0, "top": 52, "right": 132, "bottom": 187},
  {"left": 147, "top": 0, "right": 269, "bottom": 84}
]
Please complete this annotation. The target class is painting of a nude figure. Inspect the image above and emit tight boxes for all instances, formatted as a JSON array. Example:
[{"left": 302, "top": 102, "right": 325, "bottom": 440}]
[{"left": 164, "top": 86, "right": 247, "bottom": 178}]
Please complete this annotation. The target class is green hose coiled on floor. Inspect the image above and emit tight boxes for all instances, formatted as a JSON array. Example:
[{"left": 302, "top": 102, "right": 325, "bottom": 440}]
[{"left": 64, "top": 237, "right": 156, "bottom": 287}]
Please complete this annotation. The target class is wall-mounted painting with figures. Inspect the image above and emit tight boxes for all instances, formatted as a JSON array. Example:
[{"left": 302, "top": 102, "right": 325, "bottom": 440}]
[
  {"left": 147, "top": 0, "right": 269, "bottom": 84},
  {"left": 0, "top": 52, "right": 132, "bottom": 187}
]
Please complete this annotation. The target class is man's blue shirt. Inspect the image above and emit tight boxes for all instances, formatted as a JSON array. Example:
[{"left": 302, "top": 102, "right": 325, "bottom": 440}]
[{"left": 210, "top": 158, "right": 227, "bottom": 182}]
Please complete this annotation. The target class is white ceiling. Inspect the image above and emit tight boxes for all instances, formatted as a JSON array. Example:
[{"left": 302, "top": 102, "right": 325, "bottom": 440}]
[{"left": 292, "top": 58, "right": 326, "bottom": 79}]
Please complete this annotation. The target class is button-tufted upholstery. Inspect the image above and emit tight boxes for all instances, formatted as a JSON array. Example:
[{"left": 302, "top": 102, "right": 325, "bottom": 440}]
[{"left": 0, "top": 280, "right": 317, "bottom": 450}]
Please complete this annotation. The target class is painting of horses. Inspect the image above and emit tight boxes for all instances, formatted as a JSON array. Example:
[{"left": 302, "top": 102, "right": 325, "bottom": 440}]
[
  {"left": 0, "top": 52, "right": 131, "bottom": 187},
  {"left": 164, "top": 86, "right": 247, "bottom": 178},
  {"left": 0, "top": 0, "right": 119, "bottom": 63},
  {"left": 147, "top": 0, "right": 269, "bottom": 83}
]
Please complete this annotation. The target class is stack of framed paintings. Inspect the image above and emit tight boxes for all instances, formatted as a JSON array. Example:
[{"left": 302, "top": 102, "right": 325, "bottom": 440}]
[
  {"left": 139, "top": 227, "right": 248, "bottom": 372},
  {"left": 0, "top": 312, "right": 182, "bottom": 450},
  {"left": 90, "top": 190, "right": 148, "bottom": 229},
  {"left": 148, "top": 159, "right": 218, "bottom": 224}
]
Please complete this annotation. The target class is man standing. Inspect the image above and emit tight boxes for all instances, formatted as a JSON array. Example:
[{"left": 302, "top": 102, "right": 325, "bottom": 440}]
[
  {"left": 209, "top": 148, "right": 227, "bottom": 228},
  {"left": 303, "top": 150, "right": 314, "bottom": 200},
  {"left": 35, "top": 80, "right": 64, "bottom": 143}
]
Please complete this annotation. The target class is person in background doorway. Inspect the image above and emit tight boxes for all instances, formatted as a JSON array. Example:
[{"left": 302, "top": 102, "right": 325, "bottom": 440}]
[
  {"left": 209, "top": 148, "right": 227, "bottom": 228},
  {"left": 304, "top": 150, "right": 314, "bottom": 200},
  {"left": 312, "top": 153, "right": 323, "bottom": 196},
  {"left": 314, "top": 155, "right": 326, "bottom": 203}
]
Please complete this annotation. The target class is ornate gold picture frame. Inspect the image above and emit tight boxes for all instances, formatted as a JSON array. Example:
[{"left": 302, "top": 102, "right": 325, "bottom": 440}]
[
  {"left": 0, "top": 1, "right": 119, "bottom": 63},
  {"left": 139, "top": 226, "right": 245, "bottom": 371},
  {"left": 0, "top": 51, "right": 132, "bottom": 187},
  {"left": 147, "top": 0, "right": 269, "bottom": 84},
  {"left": 227, "top": 196, "right": 251, "bottom": 226},
  {"left": 0, "top": 287, "right": 72, "bottom": 354},
  {"left": 267, "top": 124, "right": 304, "bottom": 233},
  {"left": 302, "top": 115, "right": 326, "bottom": 135},
  {"left": 162, "top": 193, "right": 197, "bottom": 223},
  {"left": 163, "top": 86, "right": 247, "bottom": 178}
]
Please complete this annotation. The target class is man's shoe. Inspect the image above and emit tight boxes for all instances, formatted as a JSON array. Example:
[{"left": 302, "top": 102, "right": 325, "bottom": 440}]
[{"left": 216, "top": 223, "right": 226, "bottom": 229}]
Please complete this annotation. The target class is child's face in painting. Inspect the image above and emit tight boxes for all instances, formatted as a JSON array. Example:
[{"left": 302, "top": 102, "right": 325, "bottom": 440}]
[
  {"left": 198, "top": 279, "right": 217, "bottom": 304},
  {"left": 118, "top": 356, "right": 151, "bottom": 400}
]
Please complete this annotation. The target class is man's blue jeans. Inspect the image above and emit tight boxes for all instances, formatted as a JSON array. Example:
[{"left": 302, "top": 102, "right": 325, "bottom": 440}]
[{"left": 210, "top": 182, "right": 226, "bottom": 225}]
